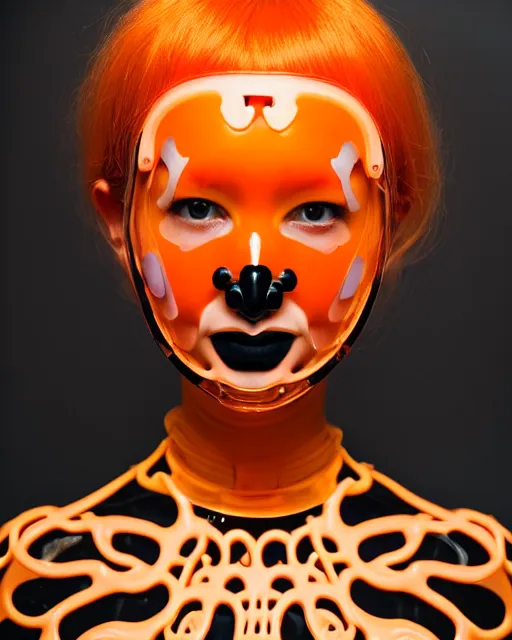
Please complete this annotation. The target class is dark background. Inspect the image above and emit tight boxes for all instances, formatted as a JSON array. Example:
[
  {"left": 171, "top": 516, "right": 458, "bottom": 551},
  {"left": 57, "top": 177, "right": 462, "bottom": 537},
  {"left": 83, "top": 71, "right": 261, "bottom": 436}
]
[{"left": 1, "top": 0, "right": 511, "bottom": 528}]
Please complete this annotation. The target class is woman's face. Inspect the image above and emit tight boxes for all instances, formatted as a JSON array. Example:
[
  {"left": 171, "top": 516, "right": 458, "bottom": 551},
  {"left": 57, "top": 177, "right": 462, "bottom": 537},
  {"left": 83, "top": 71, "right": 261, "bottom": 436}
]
[{"left": 126, "top": 76, "right": 386, "bottom": 396}]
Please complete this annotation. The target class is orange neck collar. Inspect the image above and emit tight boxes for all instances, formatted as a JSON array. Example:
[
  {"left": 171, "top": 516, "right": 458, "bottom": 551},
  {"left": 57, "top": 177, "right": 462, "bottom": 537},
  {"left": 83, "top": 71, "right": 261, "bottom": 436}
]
[{"left": 163, "top": 379, "right": 343, "bottom": 517}]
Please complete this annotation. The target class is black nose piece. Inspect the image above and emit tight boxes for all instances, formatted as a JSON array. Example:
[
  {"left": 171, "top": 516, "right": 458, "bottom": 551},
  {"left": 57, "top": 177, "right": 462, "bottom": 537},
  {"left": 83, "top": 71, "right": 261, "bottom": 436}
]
[{"left": 213, "top": 265, "right": 297, "bottom": 322}]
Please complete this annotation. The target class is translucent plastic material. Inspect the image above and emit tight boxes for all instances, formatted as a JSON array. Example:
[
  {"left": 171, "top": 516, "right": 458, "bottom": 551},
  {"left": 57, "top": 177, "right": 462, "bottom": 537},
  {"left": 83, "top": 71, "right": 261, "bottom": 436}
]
[
  {"left": 124, "top": 74, "right": 389, "bottom": 410},
  {"left": 2, "top": 417, "right": 511, "bottom": 639}
]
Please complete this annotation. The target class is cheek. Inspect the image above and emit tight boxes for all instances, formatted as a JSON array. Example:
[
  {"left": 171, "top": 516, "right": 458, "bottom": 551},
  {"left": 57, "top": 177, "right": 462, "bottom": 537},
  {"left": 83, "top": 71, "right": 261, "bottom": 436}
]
[
  {"left": 289, "top": 225, "right": 380, "bottom": 327},
  {"left": 137, "top": 202, "right": 226, "bottom": 326},
  {"left": 291, "top": 250, "right": 358, "bottom": 323},
  {"left": 280, "top": 186, "right": 374, "bottom": 322},
  {"left": 156, "top": 240, "right": 216, "bottom": 324},
  {"left": 278, "top": 222, "right": 368, "bottom": 324}
]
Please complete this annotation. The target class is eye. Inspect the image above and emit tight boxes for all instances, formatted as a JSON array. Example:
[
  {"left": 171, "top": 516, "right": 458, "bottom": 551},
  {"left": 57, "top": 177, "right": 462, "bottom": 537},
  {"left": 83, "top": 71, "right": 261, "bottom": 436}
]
[
  {"left": 168, "top": 198, "right": 227, "bottom": 222},
  {"left": 289, "top": 202, "right": 345, "bottom": 225}
]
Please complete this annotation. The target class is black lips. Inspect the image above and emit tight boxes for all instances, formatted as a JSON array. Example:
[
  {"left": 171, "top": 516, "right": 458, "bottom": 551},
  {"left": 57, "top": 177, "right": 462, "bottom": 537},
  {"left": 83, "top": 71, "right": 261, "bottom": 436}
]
[{"left": 210, "top": 331, "right": 295, "bottom": 372}]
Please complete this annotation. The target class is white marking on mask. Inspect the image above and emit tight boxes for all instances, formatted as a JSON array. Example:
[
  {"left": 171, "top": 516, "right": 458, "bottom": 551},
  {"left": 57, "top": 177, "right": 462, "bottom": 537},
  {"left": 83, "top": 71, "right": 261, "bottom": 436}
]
[
  {"left": 220, "top": 91, "right": 297, "bottom": 132},
  {"left": 156, "top": 137, "right": 189, "bottom": 210},
  {"left": 340, "top": 256, "right": 365, "bottom": 300},
  {"left": 142, "top": 252, "right": 166, "bottom": 298},
  {"left": 159, "top": 216, "right": 234, "bottom": 252},
  {"left": 250, "top": 232, "right": 261, "bottom": 266},
  {"left": 141, "top": 251, "right": 178, "bottom": 319},
  {"left": 330, "top": 142, "right": 360, "bottom": 212}
]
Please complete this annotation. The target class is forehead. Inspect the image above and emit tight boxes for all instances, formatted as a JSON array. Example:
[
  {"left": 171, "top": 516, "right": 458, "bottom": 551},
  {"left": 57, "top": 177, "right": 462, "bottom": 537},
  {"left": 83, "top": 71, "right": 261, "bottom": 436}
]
[{"left": 151, "top": 92, "right": 370, "bottom": 194}]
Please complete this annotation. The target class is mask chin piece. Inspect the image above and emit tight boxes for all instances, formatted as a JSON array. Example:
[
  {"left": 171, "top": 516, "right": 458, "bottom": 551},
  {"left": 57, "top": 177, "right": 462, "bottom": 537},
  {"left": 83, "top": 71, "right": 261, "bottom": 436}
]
[{"left": 199, "top": 376, "right": 313, "bottom": 412}]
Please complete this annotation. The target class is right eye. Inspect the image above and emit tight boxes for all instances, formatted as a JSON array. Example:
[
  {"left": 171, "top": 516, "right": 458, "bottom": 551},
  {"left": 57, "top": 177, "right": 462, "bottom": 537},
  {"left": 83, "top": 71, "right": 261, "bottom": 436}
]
[
  {"left": 287, "top": 201, "right": 346, "bottom": 227},
  {"left": 168, "top": 198, "right": 227, "bottom": 223}
]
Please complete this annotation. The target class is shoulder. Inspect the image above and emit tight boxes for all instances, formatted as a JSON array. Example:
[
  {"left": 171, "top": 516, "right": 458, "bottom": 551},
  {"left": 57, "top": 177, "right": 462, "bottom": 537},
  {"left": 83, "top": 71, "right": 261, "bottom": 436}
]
[
  {"left": 0, "top": 440, "right": 175, "bottom": 638},
  {"left": 329, "top": 449, "right": 512, "bottom": 639}
]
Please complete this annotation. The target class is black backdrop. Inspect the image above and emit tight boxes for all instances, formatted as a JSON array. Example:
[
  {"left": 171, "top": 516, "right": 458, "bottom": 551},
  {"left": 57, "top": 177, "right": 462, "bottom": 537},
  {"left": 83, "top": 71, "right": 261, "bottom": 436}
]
[{"left": 1, "top": 0, "right": 511, "bottom": 528}]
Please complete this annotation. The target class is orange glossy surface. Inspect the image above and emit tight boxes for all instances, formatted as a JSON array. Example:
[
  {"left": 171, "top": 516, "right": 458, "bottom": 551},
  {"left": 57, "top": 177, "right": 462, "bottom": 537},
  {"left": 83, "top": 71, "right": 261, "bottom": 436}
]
[
  {"left": 140, "top": 93, "right": 378, "bottom": 321},
  {"left": 129, "top": 86, "right": 384, "bottom": 391},
  {"left": 1, "top": 429, "right": 511, "bottom": 639}
]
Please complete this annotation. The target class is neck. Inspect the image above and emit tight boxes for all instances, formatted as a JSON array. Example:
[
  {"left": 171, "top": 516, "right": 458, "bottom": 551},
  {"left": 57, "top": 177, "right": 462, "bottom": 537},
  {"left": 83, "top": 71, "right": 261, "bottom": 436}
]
[{"left": 163, "top": 379, "right": 343, "bottom": 517}]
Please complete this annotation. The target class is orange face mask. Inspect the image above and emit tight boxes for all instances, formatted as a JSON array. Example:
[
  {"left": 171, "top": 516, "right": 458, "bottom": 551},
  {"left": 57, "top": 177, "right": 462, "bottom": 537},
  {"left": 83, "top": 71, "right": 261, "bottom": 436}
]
[{"left": 124, "top": 74, "right": 389, "bottom": 409}]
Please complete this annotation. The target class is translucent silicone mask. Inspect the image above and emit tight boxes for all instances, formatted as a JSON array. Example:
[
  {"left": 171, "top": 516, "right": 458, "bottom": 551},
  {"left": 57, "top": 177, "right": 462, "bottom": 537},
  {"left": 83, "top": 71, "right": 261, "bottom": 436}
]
[{"left": 124, "top": 74, "right": 389, "bottom": 410}]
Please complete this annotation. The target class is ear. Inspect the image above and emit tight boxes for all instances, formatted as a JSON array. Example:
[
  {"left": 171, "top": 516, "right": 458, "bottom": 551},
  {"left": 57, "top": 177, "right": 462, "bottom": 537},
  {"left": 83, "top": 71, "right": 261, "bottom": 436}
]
[{"left": 91, "top": 179, "right": 127, "bottom": 261}]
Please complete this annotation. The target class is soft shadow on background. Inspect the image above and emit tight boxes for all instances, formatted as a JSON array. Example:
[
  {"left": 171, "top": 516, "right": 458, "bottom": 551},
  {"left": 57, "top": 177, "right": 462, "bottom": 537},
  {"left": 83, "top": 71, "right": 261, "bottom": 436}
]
[{"left": 1, "top": 0, "right": 511, "bottom": 528}]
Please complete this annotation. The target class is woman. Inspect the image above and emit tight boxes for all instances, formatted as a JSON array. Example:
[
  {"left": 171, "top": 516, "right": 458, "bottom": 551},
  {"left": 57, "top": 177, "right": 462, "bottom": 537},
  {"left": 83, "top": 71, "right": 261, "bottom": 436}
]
[{"left": 1, "top": 0, "right": 511, "bottom": 638}]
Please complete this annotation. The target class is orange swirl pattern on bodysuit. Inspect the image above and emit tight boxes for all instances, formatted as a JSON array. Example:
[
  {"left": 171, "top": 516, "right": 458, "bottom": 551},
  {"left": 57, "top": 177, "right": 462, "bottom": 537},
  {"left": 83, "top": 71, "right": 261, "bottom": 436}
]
[{"left": 1, "top": 439, "right": 511, "bottom": 640}]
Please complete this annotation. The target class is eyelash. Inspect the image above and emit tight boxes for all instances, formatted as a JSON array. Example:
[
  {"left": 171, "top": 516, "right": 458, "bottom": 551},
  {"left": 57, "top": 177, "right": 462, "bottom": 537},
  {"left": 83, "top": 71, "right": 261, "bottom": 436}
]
[
  {"left": 287, "top": 201, "right": 347, "bottom": 225},
  {"left": 167, "top": 198, "right": 347, "bottom": 226},
  {"left": 168, "top": 198, "right": 227, "bottom": 220}
]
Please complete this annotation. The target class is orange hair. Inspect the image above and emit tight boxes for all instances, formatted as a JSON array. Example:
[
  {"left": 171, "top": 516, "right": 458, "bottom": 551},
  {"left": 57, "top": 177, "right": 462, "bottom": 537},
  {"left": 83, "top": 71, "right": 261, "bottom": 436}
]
[{"left": 77, "top": 0, "right": 440, "bottom": 268}]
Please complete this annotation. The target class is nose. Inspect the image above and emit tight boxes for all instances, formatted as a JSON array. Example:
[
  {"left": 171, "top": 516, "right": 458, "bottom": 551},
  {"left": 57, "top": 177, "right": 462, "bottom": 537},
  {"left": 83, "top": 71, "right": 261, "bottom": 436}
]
[{"left": 213, "top": 265, "right": 298, "bottom": 322}]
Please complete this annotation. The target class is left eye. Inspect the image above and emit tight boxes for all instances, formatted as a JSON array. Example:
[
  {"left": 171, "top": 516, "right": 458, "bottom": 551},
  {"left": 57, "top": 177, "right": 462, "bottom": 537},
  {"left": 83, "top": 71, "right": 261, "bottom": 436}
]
[
  {"left": 290, "top": 202, "right": 345, "bottom": 224},
  {"left": 169, "top": 198, "right": 226, "bottom": 221}
]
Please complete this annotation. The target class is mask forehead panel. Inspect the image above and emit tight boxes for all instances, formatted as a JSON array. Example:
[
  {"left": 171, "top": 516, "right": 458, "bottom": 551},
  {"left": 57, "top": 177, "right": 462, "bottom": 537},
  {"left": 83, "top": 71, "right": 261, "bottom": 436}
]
[{"left": 139, "top": 74, "right": 384, "bottom": 178}]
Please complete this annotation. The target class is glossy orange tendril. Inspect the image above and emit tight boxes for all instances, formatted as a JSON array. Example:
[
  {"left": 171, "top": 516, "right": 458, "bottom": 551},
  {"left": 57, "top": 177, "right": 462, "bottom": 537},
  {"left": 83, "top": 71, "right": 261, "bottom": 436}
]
[{"left": 1, "top": 434, "right": 511, "bottom": 639}]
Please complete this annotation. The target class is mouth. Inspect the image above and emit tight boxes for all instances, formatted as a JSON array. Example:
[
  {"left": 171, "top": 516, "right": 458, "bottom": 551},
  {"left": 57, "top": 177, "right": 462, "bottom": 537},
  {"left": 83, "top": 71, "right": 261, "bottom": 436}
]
[{"left": 210, "top": 331, "right": 296, "bottom": 372}]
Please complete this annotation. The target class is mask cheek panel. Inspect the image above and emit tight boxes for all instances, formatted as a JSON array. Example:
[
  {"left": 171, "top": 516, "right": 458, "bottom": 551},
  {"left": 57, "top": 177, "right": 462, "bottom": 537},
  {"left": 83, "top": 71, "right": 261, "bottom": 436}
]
[
  {"left": 140, "top": 199, "right": 223, "bottom": 328},
  {"left": 302, "top": 257, "right": 362, "bottom": 353},
  {"left": 288, "top": 244, "right": 358, "bottom": 326},
  {"left": 308, "top": 253, "right": 369, "bottom": 354}
]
